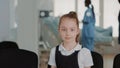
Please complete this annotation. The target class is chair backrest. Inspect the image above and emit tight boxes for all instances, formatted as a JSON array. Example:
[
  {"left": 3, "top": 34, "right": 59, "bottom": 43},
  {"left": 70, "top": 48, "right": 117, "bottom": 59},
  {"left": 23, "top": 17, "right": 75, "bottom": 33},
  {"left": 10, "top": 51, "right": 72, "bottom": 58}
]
[
  {"left": 113, "top": 54, "right": 120, "bottom": 68},
  {"left": 91, "top": 51, "right": 103, "bottom": 68},
  {"left": 0, "top": 41, "right": 38, "bottom": 68}
]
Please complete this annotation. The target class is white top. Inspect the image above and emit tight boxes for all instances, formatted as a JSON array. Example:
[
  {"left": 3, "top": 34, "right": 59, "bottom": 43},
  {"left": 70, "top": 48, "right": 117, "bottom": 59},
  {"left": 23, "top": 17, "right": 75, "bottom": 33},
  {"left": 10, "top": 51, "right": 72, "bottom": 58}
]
[{"left": 48, "top": 43, "right": 93, "bottom": 68}]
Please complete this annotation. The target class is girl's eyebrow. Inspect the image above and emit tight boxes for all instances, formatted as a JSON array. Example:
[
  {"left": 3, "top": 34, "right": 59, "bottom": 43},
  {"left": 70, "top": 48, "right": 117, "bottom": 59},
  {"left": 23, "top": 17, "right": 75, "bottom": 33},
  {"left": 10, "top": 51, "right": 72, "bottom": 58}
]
[
  {"left": 69, "top": 27, "right": 76, "bottom": 28},
  {"left": 60, "top": 26, "right": 76, "bottom": 28}
]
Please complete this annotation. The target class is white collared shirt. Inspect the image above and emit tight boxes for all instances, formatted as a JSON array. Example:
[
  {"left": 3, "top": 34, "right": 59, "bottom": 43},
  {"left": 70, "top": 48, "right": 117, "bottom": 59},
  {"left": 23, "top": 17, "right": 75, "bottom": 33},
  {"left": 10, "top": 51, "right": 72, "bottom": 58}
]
[
  {"left": 59, "top": 43, "right": 82, "bottom": 55},
  {"left": 48, "top": 43, "right": 93, "bottom": 68}
]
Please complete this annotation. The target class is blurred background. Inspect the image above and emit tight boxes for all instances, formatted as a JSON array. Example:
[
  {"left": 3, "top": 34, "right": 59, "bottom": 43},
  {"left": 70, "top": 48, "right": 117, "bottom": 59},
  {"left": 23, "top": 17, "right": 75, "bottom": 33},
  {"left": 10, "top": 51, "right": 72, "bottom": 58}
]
[{"left": 0, "top": 0, "right": 120, "bottom": 68}]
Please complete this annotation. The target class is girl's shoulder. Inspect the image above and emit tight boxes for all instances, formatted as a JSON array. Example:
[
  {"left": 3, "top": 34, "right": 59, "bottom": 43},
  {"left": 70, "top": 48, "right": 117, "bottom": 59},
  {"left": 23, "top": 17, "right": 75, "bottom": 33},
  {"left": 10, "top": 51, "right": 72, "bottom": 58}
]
[
  {"left": 50, "top": 46, "right": 56, "bottom": 52},
  {"left": 79, "top": 47, "right": 91, "bottom": 55}
]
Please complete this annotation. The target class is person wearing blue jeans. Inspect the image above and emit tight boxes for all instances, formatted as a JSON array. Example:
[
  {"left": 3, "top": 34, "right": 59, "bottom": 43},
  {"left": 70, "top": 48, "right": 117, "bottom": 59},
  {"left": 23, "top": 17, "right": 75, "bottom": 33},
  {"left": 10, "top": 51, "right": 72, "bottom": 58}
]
[{"left": 82, "top": 0, "right": 96, "bottom": 51}]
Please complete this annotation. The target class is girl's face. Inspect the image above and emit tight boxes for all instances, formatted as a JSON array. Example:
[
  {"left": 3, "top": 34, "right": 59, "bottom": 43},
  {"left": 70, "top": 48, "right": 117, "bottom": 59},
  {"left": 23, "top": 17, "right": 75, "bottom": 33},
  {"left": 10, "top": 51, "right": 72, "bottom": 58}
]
[{"left": 59, "top": 18, "right": 79, "bottom": 43}]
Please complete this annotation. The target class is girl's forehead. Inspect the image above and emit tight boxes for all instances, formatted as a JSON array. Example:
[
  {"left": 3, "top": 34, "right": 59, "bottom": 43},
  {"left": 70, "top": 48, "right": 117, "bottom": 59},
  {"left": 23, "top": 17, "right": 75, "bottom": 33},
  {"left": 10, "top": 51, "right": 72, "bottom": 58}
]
[
  {"left": 61, "top": 18, "right": 77, "bottom": 24},
  {"left": 60, "top": 19, "right": 77, "bottom": 27}
]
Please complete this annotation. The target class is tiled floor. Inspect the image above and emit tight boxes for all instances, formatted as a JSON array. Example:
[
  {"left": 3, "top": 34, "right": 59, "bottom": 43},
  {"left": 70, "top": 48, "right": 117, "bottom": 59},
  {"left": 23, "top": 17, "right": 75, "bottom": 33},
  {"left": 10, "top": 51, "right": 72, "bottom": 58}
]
[{"left": 103, "top": 54, "right": 115, "bottom": 68}]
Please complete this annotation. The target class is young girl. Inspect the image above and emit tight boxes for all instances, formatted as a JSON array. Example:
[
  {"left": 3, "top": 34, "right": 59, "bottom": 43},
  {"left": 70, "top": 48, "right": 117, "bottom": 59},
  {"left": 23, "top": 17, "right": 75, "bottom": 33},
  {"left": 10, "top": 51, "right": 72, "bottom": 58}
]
[{"left": 48, "top": 11, "right": 93, "bottom": 68}]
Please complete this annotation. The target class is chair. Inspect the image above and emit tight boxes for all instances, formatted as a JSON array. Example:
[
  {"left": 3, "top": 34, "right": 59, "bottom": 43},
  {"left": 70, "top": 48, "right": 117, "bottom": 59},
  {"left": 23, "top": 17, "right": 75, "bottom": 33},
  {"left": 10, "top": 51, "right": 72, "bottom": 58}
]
[
  {"left": 91, "top": 51, "right": 103, "bottom": 68},
  {"left": 0, "top": 41, "right": 38, "bottom": 68},
  {"left": 113, "top": 54, "right": 120, "bottom": 68}
]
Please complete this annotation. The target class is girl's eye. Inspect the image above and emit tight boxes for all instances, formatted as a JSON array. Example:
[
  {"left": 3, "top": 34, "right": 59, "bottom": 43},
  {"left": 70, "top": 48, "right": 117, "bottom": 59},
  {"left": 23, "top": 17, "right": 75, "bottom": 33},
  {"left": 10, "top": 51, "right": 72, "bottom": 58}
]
[
  {"left": 71, "top": 29, "right": 74, "bottom": 31},
  {"left": 61, "top": 29, "right": 66, "bottom": 31}
]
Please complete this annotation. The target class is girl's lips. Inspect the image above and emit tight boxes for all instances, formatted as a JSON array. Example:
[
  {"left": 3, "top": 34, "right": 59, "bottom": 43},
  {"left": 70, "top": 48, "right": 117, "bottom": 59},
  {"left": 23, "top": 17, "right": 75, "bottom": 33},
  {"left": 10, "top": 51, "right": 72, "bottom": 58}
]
[{"left": 65, "top": 37, "right": 71, "bottom": 39}]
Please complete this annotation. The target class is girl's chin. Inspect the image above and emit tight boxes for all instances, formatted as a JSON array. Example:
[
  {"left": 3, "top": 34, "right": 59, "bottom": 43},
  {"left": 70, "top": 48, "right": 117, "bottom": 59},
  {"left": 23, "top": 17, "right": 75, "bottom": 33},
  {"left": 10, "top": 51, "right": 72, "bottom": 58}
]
[{"left": 64, "top": 40, "right": 73, "bottom": 43}]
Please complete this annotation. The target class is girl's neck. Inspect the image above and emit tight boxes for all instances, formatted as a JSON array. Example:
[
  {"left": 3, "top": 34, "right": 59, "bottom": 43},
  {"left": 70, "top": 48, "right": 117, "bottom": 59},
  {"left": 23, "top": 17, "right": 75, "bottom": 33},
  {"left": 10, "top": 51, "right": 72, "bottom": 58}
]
[{"left": 63, "top": 41, "right": 77, "bottom": 51}]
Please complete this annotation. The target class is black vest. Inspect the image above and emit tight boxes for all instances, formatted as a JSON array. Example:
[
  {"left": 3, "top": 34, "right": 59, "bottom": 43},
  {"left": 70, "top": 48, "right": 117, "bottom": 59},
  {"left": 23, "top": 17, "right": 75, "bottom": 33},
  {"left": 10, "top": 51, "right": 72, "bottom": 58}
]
[{"left": 55, "top": 45, "right": 80, "bottom": 68}]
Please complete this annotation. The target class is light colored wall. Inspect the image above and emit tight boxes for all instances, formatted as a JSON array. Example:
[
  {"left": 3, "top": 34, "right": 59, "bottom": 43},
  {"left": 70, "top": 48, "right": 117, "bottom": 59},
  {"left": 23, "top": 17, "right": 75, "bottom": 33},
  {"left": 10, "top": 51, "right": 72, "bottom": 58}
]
[
  {"left": 16, "top": 0, "right": 39, "bottom": 54},
  {"left": 0, "top": 0, "right": 39, "bottom": 67},
  {"left": 104, "top": 0, "right": 119, "bottom": 37},
  {"left": 0, "top": 0, "right": 10, "bottom": 41},
  {"left": 0, "top": 0, "right": 39, "bottom": 54},
  {"left": 37, "top": 0, "right": 53, "bottom": 10}
]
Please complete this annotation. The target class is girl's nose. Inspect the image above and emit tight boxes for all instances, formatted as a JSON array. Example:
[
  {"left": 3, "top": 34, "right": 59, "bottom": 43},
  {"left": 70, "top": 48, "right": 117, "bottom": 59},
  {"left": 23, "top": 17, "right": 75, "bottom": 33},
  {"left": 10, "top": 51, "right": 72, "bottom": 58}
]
[{"left": 66, "top": 30, "right": 70, "bottom": 35}]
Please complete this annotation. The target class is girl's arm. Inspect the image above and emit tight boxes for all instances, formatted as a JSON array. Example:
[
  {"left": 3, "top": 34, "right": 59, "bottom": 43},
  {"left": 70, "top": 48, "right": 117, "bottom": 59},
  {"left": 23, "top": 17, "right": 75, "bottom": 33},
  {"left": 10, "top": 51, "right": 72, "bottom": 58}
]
[{"left": 48, "top": 47, "right": 56, "bottom": 68}]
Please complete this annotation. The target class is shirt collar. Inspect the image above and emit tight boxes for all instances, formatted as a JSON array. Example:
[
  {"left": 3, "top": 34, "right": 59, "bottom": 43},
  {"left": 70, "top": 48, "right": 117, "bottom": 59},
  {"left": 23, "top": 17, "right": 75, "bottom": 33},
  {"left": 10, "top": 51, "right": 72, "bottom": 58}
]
[{"left": 59, "top": 43, "right": 82, "bottom": 51}]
